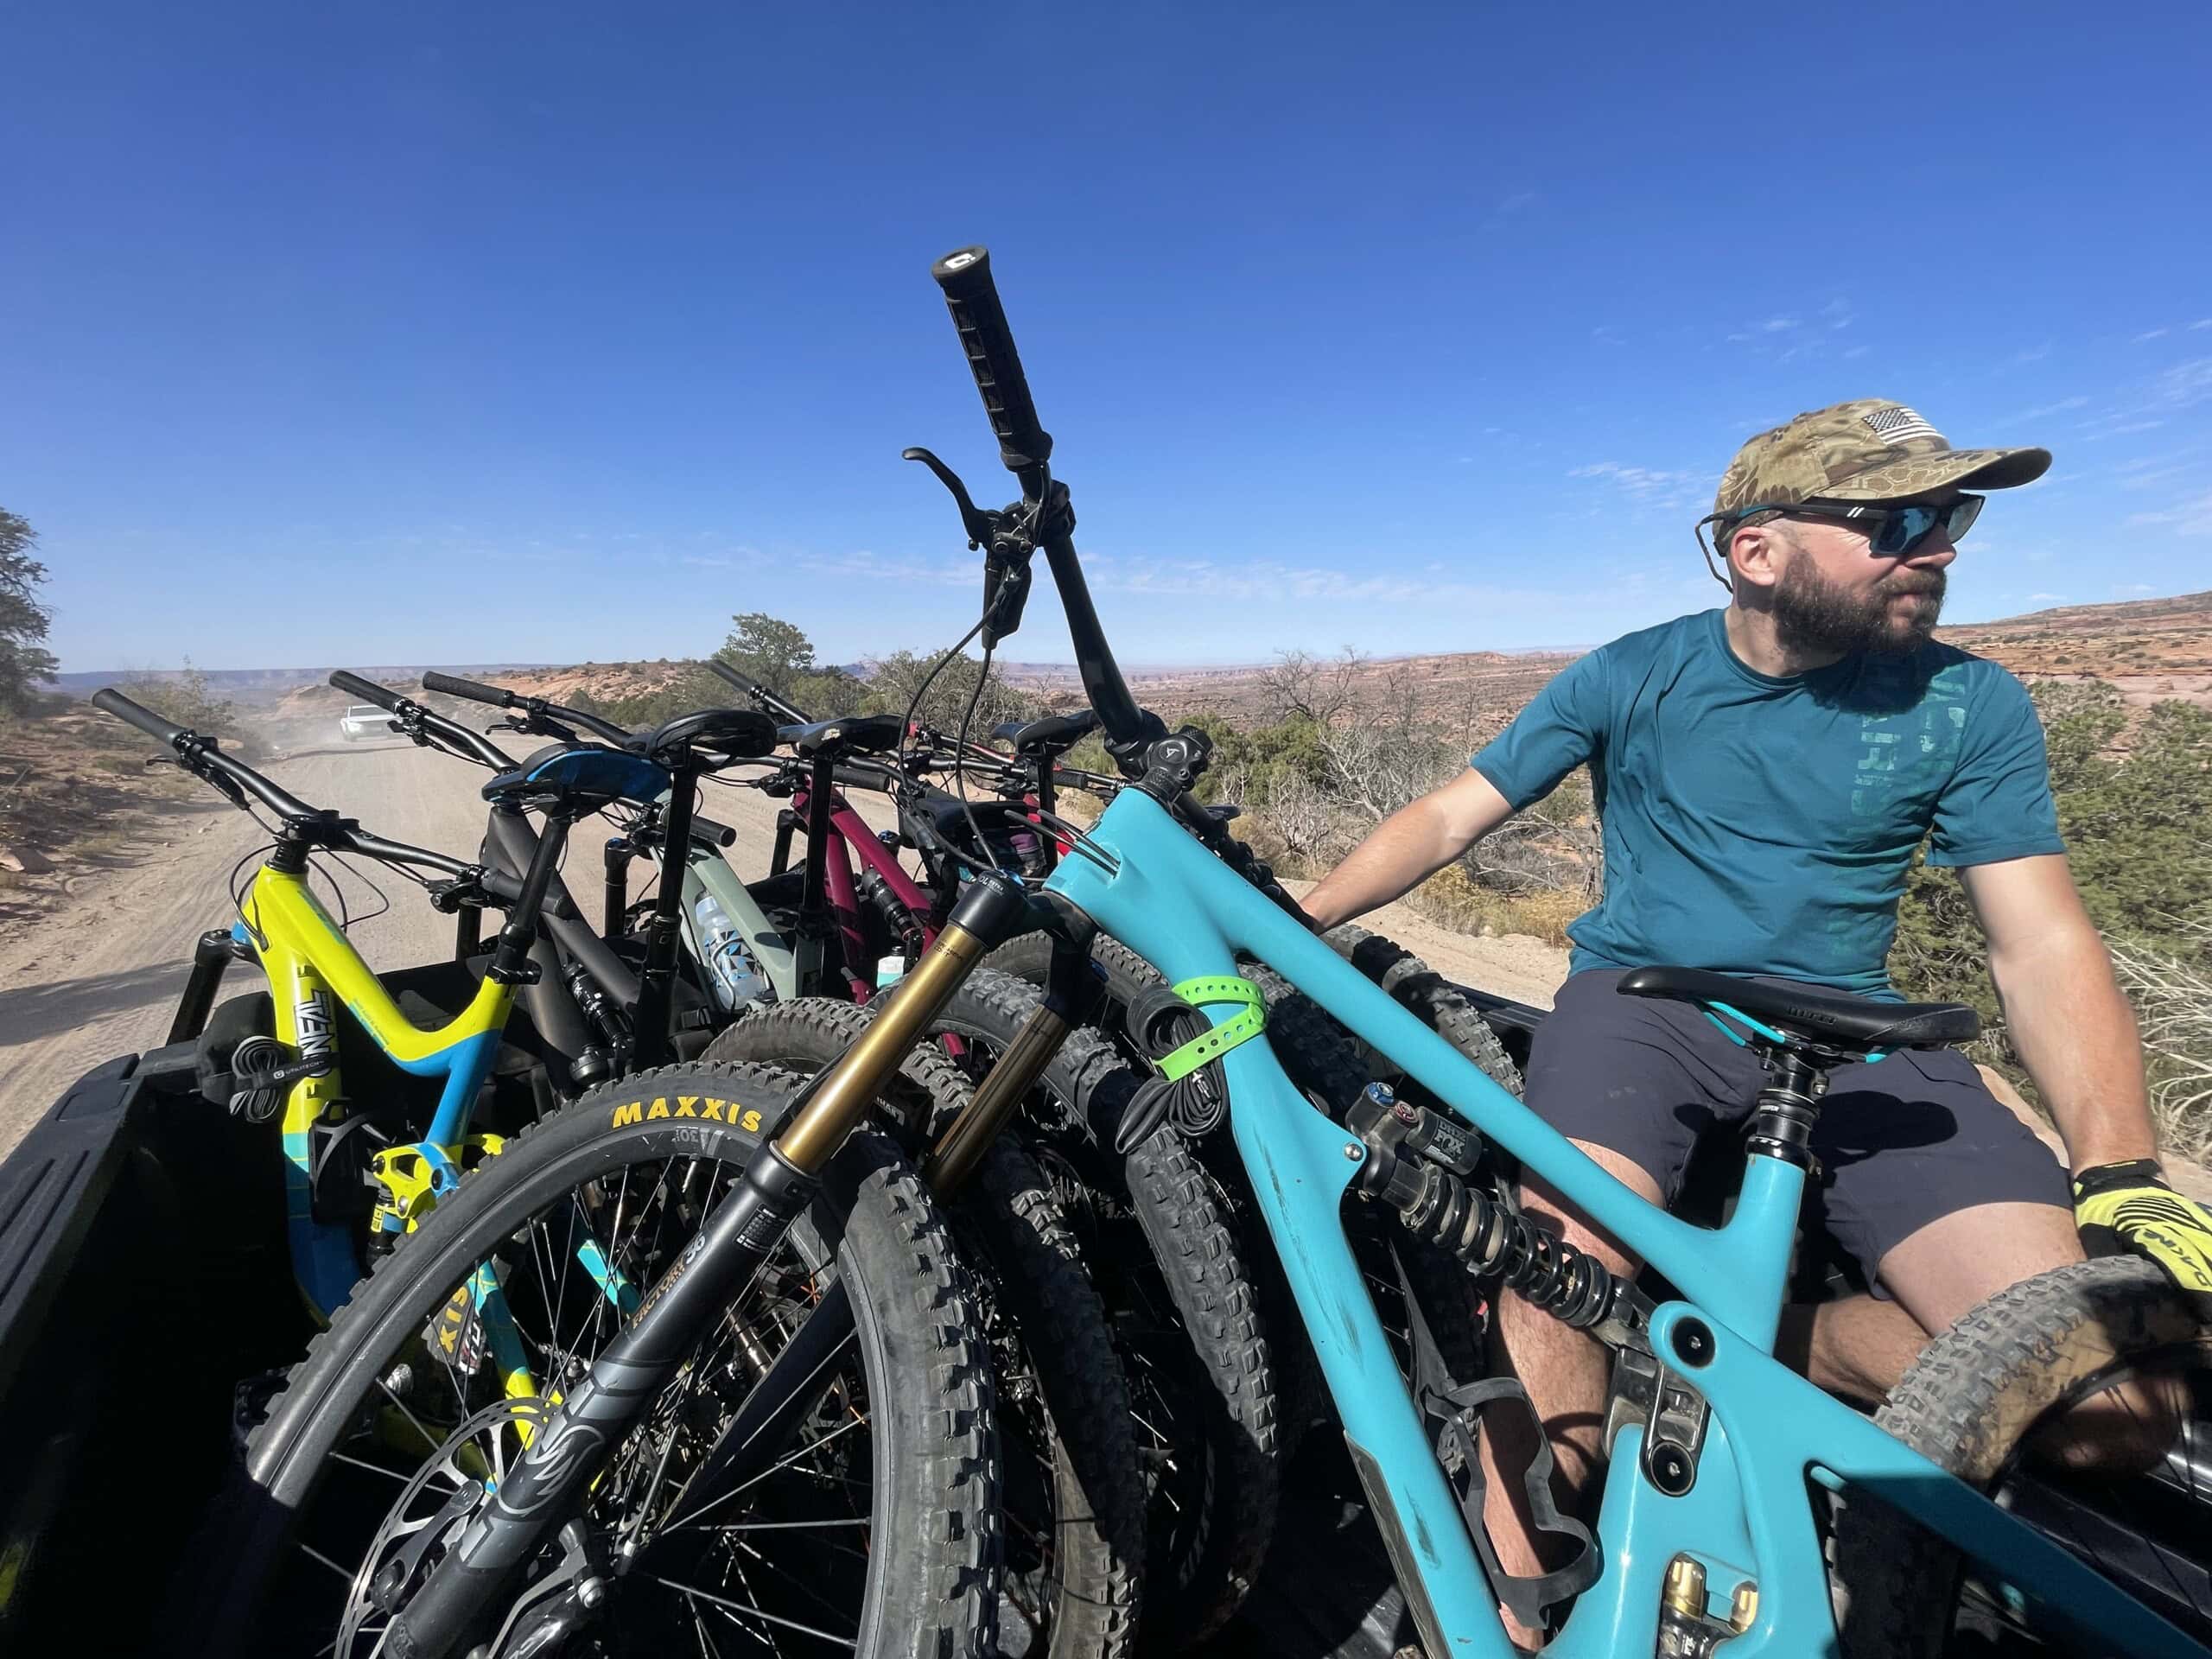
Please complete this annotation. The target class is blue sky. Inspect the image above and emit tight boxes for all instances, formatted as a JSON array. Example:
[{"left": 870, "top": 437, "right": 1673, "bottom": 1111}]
[{"left": 5, "top": 2, "right": 2208, "bottom": 673}]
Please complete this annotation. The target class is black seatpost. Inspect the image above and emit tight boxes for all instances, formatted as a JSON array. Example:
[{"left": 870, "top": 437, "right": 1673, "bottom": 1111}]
[
  {"left": 486, "top": 818, "right": 569, "bottom": 985},
  {"left": 602, "top": 834, "right": 634, "bottom": 939},
  {"left": 629, "top": 767, "right": 701, "bottom": 1067},
  {"left": 1746, "top": 1043, "right": 1827, "bottom": 1170},
  {"left": 1032, "top": 751, "right": 1058, "bottom": 822},
  {"left": 168, "top": 927, "right": 241, "bottom": 1044}
]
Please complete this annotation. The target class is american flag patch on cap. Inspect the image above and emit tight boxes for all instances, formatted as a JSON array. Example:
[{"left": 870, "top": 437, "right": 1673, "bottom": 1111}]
[{"left": 1861, "top": 405, "right": 1943, "bottom": 446}]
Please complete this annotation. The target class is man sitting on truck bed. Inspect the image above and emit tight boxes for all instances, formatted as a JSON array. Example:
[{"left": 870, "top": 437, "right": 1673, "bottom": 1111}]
[{"left": 1302, "top": 397, "right": 2212, "bottom": 1648}]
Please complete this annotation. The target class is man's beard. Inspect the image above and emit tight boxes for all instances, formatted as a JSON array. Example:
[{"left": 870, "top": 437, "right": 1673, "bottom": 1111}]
[{"left": 1770, "top": 561, "right": 1947, "bottom": 657}]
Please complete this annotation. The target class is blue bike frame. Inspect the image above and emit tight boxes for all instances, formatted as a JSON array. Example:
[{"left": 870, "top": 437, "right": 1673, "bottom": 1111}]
[{"left": 1048, "top": 786, "right": 2202, "bottom": 1657}]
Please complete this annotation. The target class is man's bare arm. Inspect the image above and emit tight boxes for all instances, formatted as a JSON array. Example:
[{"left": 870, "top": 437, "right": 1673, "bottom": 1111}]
[
  {"left": 1301, "top": 770, "right": 1516, "bottom": 931},
  {"left": 1960, "top": 855, "right": 2158, "bottom": 1174}
]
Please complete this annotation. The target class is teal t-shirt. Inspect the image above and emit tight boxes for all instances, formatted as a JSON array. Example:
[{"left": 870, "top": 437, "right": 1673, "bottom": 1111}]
[{"left": 1471, "top": 608, "right": 2063, "bottom": 998}]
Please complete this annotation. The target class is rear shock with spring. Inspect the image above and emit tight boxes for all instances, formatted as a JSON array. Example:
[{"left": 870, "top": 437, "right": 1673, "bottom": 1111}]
[{"left": 1347, "top": 1083, "right": 1619, "bottom": 1330}]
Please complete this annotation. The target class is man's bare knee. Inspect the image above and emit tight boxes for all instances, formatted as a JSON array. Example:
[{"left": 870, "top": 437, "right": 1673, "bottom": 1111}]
[{"left": 1515, "top": 1139, "right": 1659, "bottom": 1280}]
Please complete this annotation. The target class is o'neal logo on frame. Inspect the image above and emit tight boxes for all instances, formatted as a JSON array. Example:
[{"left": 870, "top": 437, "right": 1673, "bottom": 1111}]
[{"left": 609, "top": 1096, "right": 764, "bottom": 1132}]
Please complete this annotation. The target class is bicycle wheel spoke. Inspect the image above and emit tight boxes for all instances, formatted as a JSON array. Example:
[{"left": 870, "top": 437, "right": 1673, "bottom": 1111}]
[
  {"left": 653, "top": 1575, "right": 857, "bottom": 1649},
  {"left": 669, "top": 1409, "right": 870, "bottom": 1535},
  {"left": 296, "top": 1541, "right": 356, "bottom": 1585},
  {"left": 374, "top": 1374, "right": 447, "bottom": 1463},
  {"left": 729, "top": 1535, "right": 868, "bottom": 1626},
  {"left": 329, "top": 1450, "right": 410, "bottom": 1484},
  {"left": 685, "top": 1588, "right": 731, "bottom": 1659}
]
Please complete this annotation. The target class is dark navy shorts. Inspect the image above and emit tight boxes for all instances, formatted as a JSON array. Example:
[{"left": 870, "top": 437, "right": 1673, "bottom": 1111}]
[{"left": 1523, "top": 969, "right": 2072, "bottom": 1297}]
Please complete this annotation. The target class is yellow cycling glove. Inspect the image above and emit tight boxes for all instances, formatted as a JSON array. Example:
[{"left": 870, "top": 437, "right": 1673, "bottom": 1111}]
[{"left": 2073, "top": 1159, "right": 2212, "bottom": 1313}]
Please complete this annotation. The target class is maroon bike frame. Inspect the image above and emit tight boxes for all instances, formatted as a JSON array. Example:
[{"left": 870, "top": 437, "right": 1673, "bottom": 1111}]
[{"left": 787, "top": 780, "right": 940, "bottom": 1001}]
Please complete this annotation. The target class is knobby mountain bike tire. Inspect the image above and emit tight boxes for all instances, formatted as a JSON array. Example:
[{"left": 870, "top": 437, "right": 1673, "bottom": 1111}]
[
  {"left": 1833, "top": 1255, "right": 2212, "bottom": 1656},
  {"left": 167, "top": 1062, "right": 999, "bottom": 1659},
  {"left": 1319, "top": 921, "right": 1523, "bottom": 1096},
  {"left": 702, "top": 999, "right": 1144, "bottom": 1659},
  {"left": 931, "top": 963, "right": 1282, "bottom": 1650},
  {"left": 984, "top": 934, "right": 1491, "bottom": 1452}
]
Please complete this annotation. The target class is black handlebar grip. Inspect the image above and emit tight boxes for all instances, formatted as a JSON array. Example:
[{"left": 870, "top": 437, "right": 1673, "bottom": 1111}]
[
  {"left": 705, "top": 658, "right": 808, "bottom": 721},
  {"left": 421, "top": 671, "right": 517, "bottom": 709},
  {"left": 91, "top": 687, "right": 188, "bottom": 747},
  {"left": 931, "top": 246, "right": 1052, "bottom": 477},
  {"left": 688, "top": 812, "right": 739, "bottom": 849},
  {"left": 329, "top": 670, "right": 405, "bottom": 712}
]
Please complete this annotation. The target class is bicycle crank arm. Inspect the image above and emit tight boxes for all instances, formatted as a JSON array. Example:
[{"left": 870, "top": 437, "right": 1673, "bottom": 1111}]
[{"left": 387, "top": 875, "right": 1029, "bottom": 1658}]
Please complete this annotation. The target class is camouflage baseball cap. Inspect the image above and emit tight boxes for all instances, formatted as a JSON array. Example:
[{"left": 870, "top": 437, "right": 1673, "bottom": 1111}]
[{"left": 1711, "top": 398, "right": 2050, "bottom": 519}]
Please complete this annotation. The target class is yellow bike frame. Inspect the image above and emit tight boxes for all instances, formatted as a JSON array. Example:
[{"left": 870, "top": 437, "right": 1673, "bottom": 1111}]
[{"left": 238, "top": 864, "right": 513, "bottom": 1314}]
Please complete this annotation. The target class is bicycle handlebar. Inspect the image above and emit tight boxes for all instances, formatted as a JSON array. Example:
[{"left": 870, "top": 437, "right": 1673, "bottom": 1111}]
[
  {"left": 330, "top": 671, "right": 517, "bottom": 771},
  {"left": 421, "top": 671, "right": 639, "bottom": 749},
  {"left": 347, "top": 827, "right": 475, "bottom": 880},
  {"left": 92, "top": 686, "right": 324, "bottom": 823},
  {"left": 704, "top": 660, "right": 810, "bottom": 725},
  {"left": 420, "top": 671, "right": 516, "bottom": 708},
  {"left": 931, "top": 247, "right": 1052, "bottom": 481},
  {"left": 90, "top": 686, "right": 188, "bottom": 747},
  {"left": 925, "top": 248, "right": 1160, "bottom": 755}
]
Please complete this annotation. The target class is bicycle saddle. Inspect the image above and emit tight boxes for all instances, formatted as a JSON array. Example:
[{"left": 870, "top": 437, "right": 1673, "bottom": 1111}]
[
  {"left": 779, "top": 713, "right": 903, "bottom": 760},
  {"left": 1618, "top": 966, "right": 1978, "bottom": 1052},
  {"left": 643, "top": 707, "right": 780, "bottom": 769},
  {"left": 990, "top": 708, "right": 1099, "bottom": 757},
  {"left": 483, "top": 742, "right": 670, "bottom": 813}
]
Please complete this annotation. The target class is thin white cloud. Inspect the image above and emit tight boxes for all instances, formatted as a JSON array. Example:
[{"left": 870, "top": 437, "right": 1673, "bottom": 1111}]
[
  {"left": 2191, "top": 319, "right": 2212, "bottom": 331},
  {"left": 1758, "top": 316, "right": 1799, "bottom": 333},
  {"left": 1495, "top": 190, "right": 1538, "bottom": 216},
  {"left": 2005, "top": 395, "right": 2090, "bottom": 423},
  {"left": 2154, "top": 357, "right": 2212, "bottom": 408},
  {"left": 2009, "top": 344, "right": 2051, "bottom": 365},
  {"left": 2132, "top": 328, "right": 2171, "bottom": 344},
  {"left": 1568, "top": 461, "right": 1705, "bottom": 511},
  {"left": 2113, "top": 583, "right": 2158, "bottom": 594},
  {"left": 799, "top": 550, "right": 971, "bottom": 588},
  {"left": 2113, "top": 461, "right": 2193, "bottom": 491},
  {"left": 1842, "top": 344, "right": 1870, "bottom": 359},
  {"left": 2027, "top": 592, "right": 2066, "bottom": 602},
  {"left": 2125, "top": 490, "right": 2212, "bottom": 536}
]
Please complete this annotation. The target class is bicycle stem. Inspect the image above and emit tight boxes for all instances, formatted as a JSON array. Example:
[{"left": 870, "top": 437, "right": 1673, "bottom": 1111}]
[{"left": 387, "top": 873, "right": 1032, "bottom": 1658}]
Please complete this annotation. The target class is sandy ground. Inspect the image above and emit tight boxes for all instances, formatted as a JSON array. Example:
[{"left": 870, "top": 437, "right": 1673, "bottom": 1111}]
[{"left": 1276, "top": 877, "right": 1568, "bottom": 1008}]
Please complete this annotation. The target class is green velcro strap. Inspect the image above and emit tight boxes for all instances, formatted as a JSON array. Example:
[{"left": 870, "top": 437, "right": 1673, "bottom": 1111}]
[{"left": 1156, "top": 976, "right": 1268, "bottom": 1082}]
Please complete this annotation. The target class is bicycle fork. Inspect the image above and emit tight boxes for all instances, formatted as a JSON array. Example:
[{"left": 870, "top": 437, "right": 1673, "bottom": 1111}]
[{"left": 388, "top": 871, "right": 1093, "bottom": 1657}]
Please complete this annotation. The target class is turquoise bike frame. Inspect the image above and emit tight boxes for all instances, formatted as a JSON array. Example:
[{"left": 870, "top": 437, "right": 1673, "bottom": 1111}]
[{"left": 1047, "top": 787, "right": 2203, "bottom": 1658}]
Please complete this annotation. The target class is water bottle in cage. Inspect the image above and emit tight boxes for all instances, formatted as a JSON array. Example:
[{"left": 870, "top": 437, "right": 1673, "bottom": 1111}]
[{"left": 691, "top": 892, "right": 773, "bottom": 1011}]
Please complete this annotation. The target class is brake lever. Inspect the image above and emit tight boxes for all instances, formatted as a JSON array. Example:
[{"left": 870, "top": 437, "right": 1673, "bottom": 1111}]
[
  {"left": 901, "top": 447, "right": 996, "bottom": 548},
  {"left": 493, "top": 712, "right": 582, "bottom": 745}
]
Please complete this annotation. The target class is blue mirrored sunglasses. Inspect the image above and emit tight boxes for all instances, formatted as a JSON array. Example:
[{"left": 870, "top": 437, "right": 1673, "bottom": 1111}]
[{"left": 1751, "top": 493, "right": 1984, "bottom": 556}]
